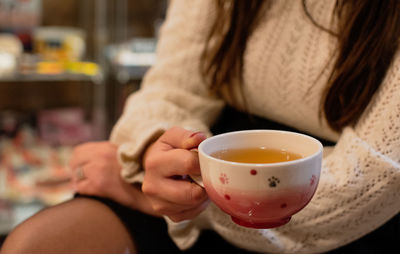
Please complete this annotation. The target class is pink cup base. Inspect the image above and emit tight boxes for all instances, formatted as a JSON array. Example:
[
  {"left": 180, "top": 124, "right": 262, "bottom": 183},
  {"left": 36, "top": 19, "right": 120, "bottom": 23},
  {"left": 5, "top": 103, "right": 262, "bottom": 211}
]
[{"left": 231, "top": 216, "right": 291, "bottom": 229}]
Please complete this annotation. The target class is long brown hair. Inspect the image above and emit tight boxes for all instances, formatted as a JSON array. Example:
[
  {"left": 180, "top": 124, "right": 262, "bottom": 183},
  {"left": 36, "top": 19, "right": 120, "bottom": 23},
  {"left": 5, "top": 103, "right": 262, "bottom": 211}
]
[{"left": 201, "top": 0, "right": 400, "bottom": 132}]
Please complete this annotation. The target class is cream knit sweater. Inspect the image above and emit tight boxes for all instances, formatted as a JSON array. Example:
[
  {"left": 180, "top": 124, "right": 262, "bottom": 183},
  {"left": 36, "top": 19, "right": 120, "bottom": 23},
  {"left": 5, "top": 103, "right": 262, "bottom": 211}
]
[{"left": 110, "top": 0, "right": 400, "bottom": 253}]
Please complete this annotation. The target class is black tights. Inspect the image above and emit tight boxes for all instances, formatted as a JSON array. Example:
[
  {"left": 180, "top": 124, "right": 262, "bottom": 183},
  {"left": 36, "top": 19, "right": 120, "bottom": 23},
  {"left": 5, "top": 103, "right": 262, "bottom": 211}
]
[
  {"left": 1, "top": 197, "right": 136, "bottom": 254},
  {"left": 1, "top": 194, "right": 399, "bottom": 254},
  {"left": 0, "top": 196, "right": 255, "bottom": 254}
]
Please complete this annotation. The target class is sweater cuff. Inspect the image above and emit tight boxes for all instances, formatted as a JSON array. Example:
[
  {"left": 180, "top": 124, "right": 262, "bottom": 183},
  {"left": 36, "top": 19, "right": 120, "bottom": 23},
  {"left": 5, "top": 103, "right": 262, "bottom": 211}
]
[{"left": 117, "top": 125, "right": 166, "bottom": 183}]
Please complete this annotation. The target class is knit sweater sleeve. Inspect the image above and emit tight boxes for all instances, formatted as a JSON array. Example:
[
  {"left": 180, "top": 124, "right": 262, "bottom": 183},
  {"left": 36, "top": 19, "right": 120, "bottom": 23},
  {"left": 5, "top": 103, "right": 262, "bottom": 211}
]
[
  {"left": 109, "top": 0, "right": 224, "bottom": 182},
  {"left": 167, "top": 55, "right": 400, "bottom": 253}
]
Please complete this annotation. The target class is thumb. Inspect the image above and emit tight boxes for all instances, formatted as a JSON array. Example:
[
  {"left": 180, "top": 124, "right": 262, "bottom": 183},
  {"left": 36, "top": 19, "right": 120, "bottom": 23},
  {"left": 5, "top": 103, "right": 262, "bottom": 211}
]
[
  {"left": 182, "top": 131, "right": 207, "bottom": 150},
  {"left": 160, "top": 127, "right": 207, "bottom": 150}
]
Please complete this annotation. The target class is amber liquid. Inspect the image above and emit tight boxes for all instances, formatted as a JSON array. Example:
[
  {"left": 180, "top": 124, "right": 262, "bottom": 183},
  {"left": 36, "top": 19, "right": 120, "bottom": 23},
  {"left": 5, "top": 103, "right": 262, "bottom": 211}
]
[{"left": 211, "top": 147, "right": 303, "bottom": 163}]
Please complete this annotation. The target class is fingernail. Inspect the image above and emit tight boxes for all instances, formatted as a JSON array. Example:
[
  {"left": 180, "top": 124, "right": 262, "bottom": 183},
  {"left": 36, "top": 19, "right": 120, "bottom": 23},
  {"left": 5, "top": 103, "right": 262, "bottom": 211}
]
[{"left": 190, "top": 131, "right": 204, "bottom": 138}]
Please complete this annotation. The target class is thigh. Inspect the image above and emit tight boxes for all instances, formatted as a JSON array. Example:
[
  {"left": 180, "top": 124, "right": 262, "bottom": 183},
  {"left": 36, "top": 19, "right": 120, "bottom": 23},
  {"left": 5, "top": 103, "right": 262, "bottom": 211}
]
[
  {"left": 1, "top": 197, "right": 135, "bottom": 254},
  {"left": 80, "top": 195, "right": 182, "bottom": 253}
]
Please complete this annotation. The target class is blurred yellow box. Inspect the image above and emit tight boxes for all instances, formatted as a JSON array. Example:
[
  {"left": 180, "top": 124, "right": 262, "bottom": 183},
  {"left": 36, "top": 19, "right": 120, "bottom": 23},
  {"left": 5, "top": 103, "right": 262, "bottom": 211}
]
[
  {"left": 36, "top": 61, "right": 64, "bottom": 75},
  {"left": 33, "top": 27, "right": 86, "bottom": 62}
]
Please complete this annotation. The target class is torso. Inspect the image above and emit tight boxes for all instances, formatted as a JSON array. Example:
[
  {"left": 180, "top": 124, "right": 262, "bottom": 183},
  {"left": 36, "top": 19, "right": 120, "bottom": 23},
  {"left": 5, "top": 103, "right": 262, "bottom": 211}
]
[{"left": 241, "top": 0, "right": 339, "bottom": 141}]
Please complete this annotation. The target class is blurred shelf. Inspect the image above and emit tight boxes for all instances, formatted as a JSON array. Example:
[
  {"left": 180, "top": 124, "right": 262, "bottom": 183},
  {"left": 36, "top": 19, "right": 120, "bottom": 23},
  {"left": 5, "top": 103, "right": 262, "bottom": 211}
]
[
  {"left": 106, "top": 38, "right": 156, "bottom": 82},
  {"left": 0, "top": 73, "right": 99, "bottom": 83},
  {"left": 111, "top": 64, "right": 150, "bottom": 82}
]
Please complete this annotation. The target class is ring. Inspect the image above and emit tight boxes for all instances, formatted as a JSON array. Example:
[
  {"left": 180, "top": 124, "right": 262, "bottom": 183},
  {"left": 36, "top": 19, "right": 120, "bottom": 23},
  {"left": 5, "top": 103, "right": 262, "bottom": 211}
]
[{"left": 75, "top": 167, "right": 86, "bottom": 181}]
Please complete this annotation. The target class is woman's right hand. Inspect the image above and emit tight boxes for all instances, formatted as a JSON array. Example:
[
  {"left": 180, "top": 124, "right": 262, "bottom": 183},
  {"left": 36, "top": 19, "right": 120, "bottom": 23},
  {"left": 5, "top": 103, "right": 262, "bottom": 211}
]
[{"left": 142, "top": 127, "right": 210, "bottom": 222}]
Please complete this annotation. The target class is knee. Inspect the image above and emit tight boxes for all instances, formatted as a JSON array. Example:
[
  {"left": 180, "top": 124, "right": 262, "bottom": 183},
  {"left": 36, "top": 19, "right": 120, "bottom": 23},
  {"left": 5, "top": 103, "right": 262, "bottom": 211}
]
[
  {"left": 0, "top": 216, "right": 45, "bottom": 254},
  {"left": 0, "top": 199, "right": 87, "bottom": 253},
  {"left": 1, "top": 198, "right": 136, "bottom": 254}
]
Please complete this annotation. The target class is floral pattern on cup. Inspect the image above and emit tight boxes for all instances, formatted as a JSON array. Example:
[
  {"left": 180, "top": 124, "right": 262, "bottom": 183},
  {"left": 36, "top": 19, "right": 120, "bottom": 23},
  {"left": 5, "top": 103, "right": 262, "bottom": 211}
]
[{"left": 219, "top": 173, "right": 229, "bottom": 184}]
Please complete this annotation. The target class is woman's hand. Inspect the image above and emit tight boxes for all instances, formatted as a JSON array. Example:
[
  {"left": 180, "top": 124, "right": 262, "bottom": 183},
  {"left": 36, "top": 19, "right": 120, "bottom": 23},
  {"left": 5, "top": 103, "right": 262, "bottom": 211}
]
[
  {"left": 142, "top": 127, "right": 210, "bottom": 222},
  {"left": 69, "top": 141, "right": 159, "bottom": 216}
]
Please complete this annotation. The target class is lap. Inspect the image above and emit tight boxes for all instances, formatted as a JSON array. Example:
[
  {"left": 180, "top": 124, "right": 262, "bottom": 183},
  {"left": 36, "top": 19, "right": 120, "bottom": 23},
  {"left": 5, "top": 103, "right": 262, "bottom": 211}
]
[
  {"left": 86, "top": 193, "right": 400, "bottom": 254},
  {"left": 77, "top": 194, "right": 255, "bottom": 253}
]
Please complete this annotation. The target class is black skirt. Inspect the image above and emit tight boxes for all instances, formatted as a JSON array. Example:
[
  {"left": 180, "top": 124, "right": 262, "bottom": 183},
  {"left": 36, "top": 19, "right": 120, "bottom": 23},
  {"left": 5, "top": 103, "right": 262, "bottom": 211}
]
[{"left": 80, "top": 106, "right": 399, "bottom": 254}]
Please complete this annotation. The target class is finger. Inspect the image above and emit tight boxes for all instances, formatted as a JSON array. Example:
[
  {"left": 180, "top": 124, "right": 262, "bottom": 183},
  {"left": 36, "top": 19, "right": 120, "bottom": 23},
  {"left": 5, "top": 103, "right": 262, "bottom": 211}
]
[
  {"left": 146, "top": 193, "right": 208, "bottom": 217},
  {"left": 69, "top": 142, "right": 111, "bottom": 169},
  {"left": 69, "top": 145, "right": 90, "bottom": 169},
  {"left": 160, "top": 127, "right": 207, "bottom": 150},
  {"left": 167, "top": 199, "right": 210, "bottom": 222},
  {"left": 150, "top": 149, "right": 201, "bottom": 177},
  {"left": 69, "top": 156, "right": 83, "bottom": 171},
  {"left": 142, "top": 177, "right": 207, "bottom": 206},
  {"left": 146, "top": 196, "right": 195, "bottom": 215},
  {"left": 145, "top": 148, "right": 200, "bottom": 177},
  {"left": 70, "top": 166, "right": 86, "bottom": 185},
  {"left": 72, "top": 164, "right": 98, "bottom": 193},
  {"left": 74, "top": 179, "right": 99, "bottom": 196}
]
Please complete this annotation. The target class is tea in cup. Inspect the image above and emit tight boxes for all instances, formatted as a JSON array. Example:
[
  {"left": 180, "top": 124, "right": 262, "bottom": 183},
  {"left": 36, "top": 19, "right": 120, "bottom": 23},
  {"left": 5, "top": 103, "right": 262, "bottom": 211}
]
[{"left": 196, "top": 130, "right": 323, "bottom": 229}]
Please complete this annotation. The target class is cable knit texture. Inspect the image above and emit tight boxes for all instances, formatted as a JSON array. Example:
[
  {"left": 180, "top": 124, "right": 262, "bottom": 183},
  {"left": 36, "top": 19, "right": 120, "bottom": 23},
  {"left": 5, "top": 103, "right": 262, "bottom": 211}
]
[{"left": 110, "top": 0, "right": 400, "bottom": 253}]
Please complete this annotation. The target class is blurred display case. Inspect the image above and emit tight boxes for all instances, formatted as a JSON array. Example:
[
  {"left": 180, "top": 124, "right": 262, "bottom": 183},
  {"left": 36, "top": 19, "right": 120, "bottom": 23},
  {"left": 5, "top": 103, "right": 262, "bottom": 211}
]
[
  {"left": 0, "top": 0, "right": 166, "bottom": 238},
  {"left": 0, "top": 0, "right": 108, "bottom": 236}
]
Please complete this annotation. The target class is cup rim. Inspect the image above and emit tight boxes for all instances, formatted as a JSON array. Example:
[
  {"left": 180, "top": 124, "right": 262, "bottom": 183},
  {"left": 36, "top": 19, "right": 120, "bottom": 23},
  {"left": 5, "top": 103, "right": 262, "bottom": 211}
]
[{"left": 198, "top": 129, "right": 323, "bottom": 167}]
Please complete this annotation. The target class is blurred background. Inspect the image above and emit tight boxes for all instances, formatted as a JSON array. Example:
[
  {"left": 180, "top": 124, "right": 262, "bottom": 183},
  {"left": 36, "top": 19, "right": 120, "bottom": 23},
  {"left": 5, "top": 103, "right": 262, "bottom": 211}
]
[{"left": 0, "top": 0, "right": 167, "bottom": 241}]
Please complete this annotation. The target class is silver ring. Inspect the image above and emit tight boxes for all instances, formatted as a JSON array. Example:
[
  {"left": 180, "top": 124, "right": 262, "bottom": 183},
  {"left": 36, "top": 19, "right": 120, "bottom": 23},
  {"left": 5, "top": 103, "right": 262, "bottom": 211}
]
[{"left": 76, "top": 167, "right": 86, "bottom": 181}]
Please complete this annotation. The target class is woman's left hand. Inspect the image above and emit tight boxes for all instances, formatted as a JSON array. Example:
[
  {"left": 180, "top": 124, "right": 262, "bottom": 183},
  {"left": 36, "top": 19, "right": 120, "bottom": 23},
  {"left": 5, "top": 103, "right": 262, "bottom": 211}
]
[{"left": 69, "top": 141, "right": 159, "bottom": 216}]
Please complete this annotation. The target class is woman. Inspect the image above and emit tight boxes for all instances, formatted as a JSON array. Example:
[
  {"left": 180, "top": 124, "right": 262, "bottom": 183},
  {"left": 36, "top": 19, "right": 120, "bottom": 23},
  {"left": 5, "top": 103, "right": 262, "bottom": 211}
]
[{"left": 2, "top": 0, "right": 400, "bottom": 253}]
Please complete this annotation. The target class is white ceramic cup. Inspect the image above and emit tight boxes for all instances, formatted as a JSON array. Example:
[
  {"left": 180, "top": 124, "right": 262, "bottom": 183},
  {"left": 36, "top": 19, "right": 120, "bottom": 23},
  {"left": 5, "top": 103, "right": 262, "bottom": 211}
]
[{"left": 196, "top": 130, "right": 323, "bottom": 228}]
